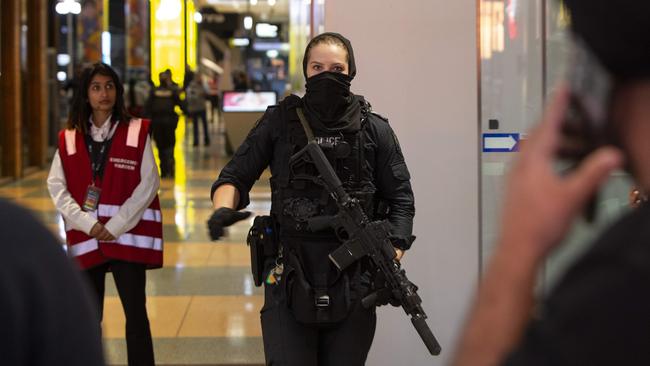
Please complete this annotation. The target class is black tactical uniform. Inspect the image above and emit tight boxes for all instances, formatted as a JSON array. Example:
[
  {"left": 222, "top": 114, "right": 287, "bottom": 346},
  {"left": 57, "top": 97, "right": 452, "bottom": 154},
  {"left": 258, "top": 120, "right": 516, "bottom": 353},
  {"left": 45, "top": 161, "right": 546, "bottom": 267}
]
[
  {"left": 211, "top": 33, "right": 415, "bottom": 366},
  {"left": 148, "top": 80, "right": 183, "bottom": 178}
]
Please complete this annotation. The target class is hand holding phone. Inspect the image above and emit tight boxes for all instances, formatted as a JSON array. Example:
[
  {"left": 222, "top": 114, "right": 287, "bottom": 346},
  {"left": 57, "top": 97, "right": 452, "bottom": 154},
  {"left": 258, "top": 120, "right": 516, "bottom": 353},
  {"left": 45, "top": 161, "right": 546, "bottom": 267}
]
[{"left": 557, "top": 36, "right": 616, "bottom": 221}]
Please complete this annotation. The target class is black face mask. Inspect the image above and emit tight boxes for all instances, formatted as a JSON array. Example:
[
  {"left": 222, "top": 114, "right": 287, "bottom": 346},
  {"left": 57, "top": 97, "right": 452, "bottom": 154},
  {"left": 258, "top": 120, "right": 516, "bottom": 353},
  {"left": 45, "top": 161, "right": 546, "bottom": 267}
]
[{"left": 303, "top": 71, "right": 354, "bottom": 123}]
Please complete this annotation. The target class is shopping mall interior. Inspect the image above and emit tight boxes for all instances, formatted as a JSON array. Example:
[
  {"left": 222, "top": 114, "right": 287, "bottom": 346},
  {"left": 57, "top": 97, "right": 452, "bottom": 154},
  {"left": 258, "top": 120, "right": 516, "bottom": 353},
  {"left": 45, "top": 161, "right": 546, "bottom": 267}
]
[{"left": 0, "top": 0, "right": 637, "bottom": 365}]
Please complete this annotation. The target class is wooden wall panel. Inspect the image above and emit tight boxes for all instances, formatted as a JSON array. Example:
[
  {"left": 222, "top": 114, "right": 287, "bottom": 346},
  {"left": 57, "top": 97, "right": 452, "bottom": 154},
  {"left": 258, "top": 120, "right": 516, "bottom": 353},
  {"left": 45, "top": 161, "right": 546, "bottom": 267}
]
[
  {"left": 26, "top": 0, "right": 49, "bottom": 167},
  {"left": 0, "top": 0, "right": 23, "bottom": 178}
]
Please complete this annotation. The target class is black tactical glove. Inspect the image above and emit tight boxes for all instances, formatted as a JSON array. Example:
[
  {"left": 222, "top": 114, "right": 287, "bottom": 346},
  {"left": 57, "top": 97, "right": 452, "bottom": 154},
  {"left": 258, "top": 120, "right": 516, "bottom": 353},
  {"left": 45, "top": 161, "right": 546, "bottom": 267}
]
[
  {"left": 207, "top": 207, "right": 251, "bottom": 240},
  {"left": 362, "top": 271, "right": 401, "bottom": 308}
]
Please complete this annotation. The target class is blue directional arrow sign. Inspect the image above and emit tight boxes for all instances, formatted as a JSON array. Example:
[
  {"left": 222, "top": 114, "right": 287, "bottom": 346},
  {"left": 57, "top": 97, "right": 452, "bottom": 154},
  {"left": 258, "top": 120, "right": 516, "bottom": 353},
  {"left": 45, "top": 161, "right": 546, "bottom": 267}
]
[{"left": 482, "top": 133, "right": 520, "bottom": 152}]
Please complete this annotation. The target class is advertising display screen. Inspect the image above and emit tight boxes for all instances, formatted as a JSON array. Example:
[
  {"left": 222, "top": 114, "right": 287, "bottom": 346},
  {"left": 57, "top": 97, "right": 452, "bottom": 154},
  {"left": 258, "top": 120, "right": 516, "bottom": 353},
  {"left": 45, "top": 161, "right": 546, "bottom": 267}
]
[{"left": 222, "top": 91, "right": 277, "bottom": 112}]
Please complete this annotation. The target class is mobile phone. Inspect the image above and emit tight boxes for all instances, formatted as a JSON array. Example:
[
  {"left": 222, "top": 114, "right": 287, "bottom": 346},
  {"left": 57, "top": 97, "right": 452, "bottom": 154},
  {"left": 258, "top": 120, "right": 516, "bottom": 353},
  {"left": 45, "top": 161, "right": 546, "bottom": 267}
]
[
  {"left": 557, "top": 35, "right": 614, "bottom": 161},
  {"left": 557, "top": 35, "right": 615, "bottom": 221}
]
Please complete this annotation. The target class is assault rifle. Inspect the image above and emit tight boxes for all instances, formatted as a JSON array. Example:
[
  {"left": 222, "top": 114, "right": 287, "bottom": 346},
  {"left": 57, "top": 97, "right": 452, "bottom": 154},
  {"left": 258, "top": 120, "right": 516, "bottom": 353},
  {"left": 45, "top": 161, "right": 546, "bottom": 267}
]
[{"left": 290, "top": 140, "right": 442, "bottom": 356}]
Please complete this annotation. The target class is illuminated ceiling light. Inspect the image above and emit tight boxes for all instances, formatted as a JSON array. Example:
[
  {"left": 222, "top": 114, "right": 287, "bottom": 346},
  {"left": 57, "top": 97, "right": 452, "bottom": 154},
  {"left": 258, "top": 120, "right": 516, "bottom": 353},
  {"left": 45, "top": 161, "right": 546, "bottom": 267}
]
[
  {"left": 256, "top": 23, "right": 278, "bottom": 38},
  {"left": 57, "top": 71, "right": 67, "bottom": 82},
  {"left": 244, "top": 15, "right": 253, "bottom": 30},
  {"left": 266, "top": 49, "right": 279, "bottom": 58},
  {"left": 250, "top": 0, "right": 258, "bottom": 5},
  {"left": 194, "top": 12, "right": 203, "bottom": 23},
  {"left": 232, "top": 38, "right": 250, "bottom": 47},
  {"left": 70, "top": 1, "right": 81, "bottom": 14},
  {"left": 268, "top": 0, "right": 276, "bottom": 6},
  {"left": 55, "top": 2, "right": 67, "bottom": 14},
  {"left": 55, "top": 0, "right": 81, "bottom": 15},
  {"left": 156, "top": 0, "right": 182, "bottom": 21},
  {"left": 201, "top": 58, "right": 224, "bottom": 74},
  {"left": 57, "top": 54, "right": 71, "bottom": 66}
]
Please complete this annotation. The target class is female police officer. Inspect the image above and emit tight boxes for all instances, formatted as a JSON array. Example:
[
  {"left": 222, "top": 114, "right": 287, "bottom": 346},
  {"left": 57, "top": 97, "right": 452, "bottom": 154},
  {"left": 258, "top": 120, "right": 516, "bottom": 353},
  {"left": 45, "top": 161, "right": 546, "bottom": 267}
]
[{"left": 208, "top": 33, "right": 415, "bottom": 365}]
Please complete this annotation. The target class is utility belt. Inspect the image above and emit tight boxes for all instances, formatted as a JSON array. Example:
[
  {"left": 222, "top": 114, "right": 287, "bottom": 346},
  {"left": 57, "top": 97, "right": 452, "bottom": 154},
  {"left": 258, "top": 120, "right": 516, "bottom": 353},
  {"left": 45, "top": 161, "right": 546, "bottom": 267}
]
[{"left": 247, "top": 216, "right": 359, "bottom": 325}]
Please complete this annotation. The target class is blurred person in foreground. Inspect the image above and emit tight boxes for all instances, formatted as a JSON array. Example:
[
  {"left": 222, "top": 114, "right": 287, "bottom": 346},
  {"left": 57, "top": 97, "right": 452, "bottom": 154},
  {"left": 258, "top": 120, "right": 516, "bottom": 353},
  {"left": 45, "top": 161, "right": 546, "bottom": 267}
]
[
  {"left": 453, "top": 1, "right": 650, "bottom": 365},
  {"left": 47, "top": 62, "right": 162, "bottom": 366},
  {"left": 0, "top": 198, "right": 105, "bottom": 365}
]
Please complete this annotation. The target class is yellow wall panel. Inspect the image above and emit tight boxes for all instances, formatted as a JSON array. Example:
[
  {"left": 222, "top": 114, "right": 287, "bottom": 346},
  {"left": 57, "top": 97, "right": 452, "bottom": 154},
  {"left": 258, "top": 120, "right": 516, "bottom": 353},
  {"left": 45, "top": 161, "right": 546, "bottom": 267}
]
[{"left": 151, "top": 0, "right": 185, "bottom": 86}]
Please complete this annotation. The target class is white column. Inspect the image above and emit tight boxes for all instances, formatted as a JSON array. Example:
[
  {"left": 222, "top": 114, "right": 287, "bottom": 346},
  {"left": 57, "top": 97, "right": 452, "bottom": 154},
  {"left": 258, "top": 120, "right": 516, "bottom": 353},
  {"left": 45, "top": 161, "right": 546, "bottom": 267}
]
[{"left": 324, "top": 2, "right": 480, "bottom": 365}]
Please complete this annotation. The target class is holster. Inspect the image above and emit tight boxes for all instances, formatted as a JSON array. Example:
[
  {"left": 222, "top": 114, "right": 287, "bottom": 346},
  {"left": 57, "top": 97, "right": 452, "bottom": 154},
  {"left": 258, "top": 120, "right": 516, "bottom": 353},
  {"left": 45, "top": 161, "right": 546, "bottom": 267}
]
[{"left": 246, "top": 215, "right": 278, "bottom": 286}]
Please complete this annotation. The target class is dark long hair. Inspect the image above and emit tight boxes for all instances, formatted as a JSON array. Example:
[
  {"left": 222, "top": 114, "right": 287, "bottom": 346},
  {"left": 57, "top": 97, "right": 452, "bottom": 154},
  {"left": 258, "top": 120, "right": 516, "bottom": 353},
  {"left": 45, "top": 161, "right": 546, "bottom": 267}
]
[{"left": 67, "top": 62, "right": 130, "bottom": 134}]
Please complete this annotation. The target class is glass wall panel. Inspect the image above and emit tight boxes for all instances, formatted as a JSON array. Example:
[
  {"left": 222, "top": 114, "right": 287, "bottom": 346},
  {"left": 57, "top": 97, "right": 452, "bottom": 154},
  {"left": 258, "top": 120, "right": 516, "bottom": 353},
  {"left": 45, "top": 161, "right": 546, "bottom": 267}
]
[
  {"left": 150, "top": 0, "right": 186, "bottom": 86},
  {"left": 479, "top": 0, "right": 633, "bottom": 288},
  {"left": 542, "top": 0, "right": 632, "bottom": 289},
  {"left": 479, "top": 0, "right": 544, "bottom": 266},
  {"left": 288, "top": 0, "right": 324, "bottom": 92}
]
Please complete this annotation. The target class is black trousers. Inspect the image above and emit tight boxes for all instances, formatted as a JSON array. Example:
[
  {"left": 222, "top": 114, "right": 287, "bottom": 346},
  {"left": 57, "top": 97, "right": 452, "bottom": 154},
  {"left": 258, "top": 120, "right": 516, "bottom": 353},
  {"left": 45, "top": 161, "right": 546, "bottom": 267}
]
[
  {"left": 261, "top": 282, "right": 376, "bottom": 366},
  {"left": 189, "top": 110, "right": 210, "bottom": 146},
  {"left": 207, "top": 94, "right": 220, "bottom": 122},
  {"left": 151, "top": 117, "right": 177, "bottom": 177},
  {"left": 85, "top": 261, "right": 155, "bottom": 366}
]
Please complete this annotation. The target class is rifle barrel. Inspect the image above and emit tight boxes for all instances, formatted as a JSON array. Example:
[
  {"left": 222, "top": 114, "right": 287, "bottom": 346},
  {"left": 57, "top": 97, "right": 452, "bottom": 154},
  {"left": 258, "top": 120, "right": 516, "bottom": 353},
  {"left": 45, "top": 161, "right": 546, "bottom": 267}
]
[{"left": 412, "top": 316, "right": 442, "bottom": 355}]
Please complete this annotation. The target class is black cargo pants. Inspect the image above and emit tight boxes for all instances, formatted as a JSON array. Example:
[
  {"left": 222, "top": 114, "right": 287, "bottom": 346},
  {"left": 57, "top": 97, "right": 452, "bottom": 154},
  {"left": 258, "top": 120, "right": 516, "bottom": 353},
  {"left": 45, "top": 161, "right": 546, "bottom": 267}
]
[{"left": 260, "top": 280, "right": 376, "bottom": 366}]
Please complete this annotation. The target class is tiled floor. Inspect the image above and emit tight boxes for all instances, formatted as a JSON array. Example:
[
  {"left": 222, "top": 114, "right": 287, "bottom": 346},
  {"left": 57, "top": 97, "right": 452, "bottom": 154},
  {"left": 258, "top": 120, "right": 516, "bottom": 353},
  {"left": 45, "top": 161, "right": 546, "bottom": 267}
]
[{"left": 0, "top": 117, "right": 267, "bottom": 365}]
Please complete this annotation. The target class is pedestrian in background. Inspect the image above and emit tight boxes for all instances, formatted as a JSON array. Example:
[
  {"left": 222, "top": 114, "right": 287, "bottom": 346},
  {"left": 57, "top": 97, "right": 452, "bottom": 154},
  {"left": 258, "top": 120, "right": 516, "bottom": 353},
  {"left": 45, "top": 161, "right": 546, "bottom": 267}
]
[
  {"left": 186, "top": 70, "right": 211, "bottom": 147},
  {"left": 206, "top": 72, "right": 221, "bottom": 124},
  {"left": 147, "top": 70, "right": 185, "bottom": 178}
]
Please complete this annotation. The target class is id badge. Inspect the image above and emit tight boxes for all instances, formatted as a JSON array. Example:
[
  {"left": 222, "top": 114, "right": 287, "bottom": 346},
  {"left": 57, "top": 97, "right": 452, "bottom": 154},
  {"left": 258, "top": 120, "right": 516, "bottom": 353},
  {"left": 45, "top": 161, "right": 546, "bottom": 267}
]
[{"left": 83, "top": 185, "right": 101, "bottom": 212}]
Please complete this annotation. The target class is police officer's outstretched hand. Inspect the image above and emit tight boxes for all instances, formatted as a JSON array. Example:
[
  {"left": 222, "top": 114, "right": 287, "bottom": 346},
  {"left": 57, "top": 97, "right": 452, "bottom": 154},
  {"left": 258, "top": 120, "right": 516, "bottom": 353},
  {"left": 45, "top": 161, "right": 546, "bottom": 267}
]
[{"left": 207, "top": 207, "right": 251, "bottom": 240}]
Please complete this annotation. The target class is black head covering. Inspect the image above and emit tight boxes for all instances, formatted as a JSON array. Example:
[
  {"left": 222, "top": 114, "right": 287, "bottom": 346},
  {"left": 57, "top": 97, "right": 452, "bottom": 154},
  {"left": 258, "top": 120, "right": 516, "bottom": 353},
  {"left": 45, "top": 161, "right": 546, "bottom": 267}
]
[
  {"left": 303, "top": 32, "right": 357, "bottom": 80},
  {"left": 565, "top": 0, "right": 650, "bottom": 81},
  {"left": 301, "top": 32, "right": 362, "bottom": 133}
]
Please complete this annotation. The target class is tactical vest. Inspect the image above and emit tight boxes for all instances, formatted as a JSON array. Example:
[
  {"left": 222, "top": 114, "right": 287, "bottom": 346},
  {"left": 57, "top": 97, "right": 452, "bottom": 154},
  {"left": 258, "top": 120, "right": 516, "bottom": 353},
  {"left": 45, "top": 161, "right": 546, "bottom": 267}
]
[
  {"left": 270, "top": 96, "right": 376, "bottom": 241},
  {"left": 268, "top": 96, "right": 377, "bottom": 325},
  {"left": 150, "top": 86, "right": 178, "bottom": 116}
]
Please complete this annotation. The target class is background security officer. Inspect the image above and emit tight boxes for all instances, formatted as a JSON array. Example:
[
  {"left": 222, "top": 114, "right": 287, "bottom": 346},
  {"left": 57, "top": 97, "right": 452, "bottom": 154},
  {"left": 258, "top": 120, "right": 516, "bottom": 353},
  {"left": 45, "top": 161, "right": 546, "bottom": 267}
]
[
  {"left": 147, "top": 70, "right": 184, "bottom": 178},
  {"left": 208, "top": 33, "right": 416, "bottom": 365}
]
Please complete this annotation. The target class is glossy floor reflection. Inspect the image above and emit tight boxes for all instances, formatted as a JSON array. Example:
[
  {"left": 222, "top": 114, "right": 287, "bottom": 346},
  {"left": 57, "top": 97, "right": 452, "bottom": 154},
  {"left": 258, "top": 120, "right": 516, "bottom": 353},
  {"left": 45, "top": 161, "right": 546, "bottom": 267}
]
[{"left": 0, "top": 117, "right": 267, "bottom": 365}]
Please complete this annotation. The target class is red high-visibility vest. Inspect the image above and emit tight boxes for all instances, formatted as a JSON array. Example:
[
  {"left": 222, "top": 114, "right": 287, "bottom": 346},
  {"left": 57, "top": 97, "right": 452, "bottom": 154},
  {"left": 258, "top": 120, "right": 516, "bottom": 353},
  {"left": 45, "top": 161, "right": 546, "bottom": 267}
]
[{"left": 58, "top": 118, "right": 163, "bottom": 269}]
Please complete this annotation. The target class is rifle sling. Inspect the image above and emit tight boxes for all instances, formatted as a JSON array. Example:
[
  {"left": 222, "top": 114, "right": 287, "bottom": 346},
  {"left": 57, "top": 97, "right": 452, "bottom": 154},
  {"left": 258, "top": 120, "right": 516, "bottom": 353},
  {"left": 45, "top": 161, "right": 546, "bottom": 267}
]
[{"left": 296, "top": 108, "right": 316, "bottom": 142}]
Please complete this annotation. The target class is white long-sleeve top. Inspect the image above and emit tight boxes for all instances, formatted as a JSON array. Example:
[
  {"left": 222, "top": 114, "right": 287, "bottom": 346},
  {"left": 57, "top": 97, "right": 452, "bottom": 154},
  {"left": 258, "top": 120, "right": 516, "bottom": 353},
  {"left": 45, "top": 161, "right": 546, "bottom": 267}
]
[{"left": 47, "top": 119, "right": 160, "bottom": 238}]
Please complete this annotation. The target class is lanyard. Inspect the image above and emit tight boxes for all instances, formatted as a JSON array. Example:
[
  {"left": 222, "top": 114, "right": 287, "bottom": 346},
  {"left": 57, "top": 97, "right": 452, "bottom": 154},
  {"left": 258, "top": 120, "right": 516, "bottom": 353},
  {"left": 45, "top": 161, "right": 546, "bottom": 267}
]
[{"left": 86, "top": 121, "right": 119, "bottom": 183}]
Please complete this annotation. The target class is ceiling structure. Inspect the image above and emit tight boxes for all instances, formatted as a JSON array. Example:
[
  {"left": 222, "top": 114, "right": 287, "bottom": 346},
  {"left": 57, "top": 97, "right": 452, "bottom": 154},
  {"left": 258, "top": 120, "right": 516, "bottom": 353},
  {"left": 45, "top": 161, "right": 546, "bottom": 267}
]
[{"left": 196, "top": 0, "right": 290, "bottom": 22}]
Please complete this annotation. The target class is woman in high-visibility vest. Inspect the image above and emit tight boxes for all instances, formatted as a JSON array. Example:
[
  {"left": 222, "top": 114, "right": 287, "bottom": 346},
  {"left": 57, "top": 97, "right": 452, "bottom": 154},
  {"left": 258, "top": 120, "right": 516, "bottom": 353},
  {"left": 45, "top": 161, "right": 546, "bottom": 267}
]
[{"left": 48, "top": 62, "right": 162, "bottom": 366}]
